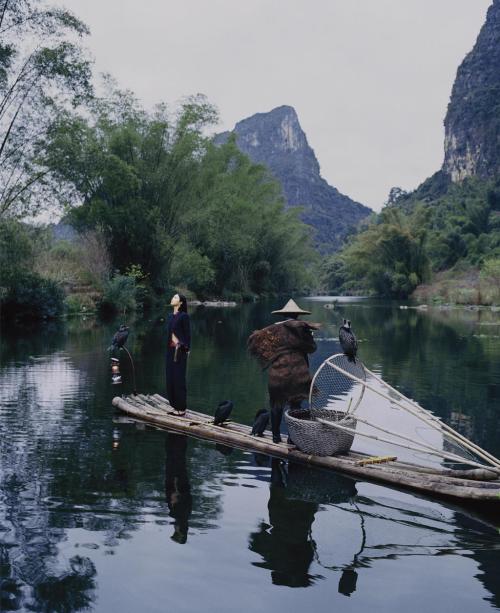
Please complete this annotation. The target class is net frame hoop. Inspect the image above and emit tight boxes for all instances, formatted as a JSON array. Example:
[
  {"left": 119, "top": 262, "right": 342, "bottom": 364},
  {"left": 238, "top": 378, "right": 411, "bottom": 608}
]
[
  {"left": 311, "top": 354, "right": 500, "bottom": 470},
  {"left": 309, "top": 353, "right": 366, "bottom": 417}
]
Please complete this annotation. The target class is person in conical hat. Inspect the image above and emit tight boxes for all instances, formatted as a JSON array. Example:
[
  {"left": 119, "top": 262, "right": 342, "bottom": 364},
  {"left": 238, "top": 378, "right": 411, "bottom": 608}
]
[
  {"left": 248, "top": 299, "right": 319, "bottom": 443},
  {"left": 271, "top": 299, "right": 311, "bottom": 321}
]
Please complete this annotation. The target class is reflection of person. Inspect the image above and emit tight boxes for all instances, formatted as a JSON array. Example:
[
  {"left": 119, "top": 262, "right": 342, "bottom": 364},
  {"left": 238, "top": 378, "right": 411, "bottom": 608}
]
[
  {"left": 248, "top": 459, "right": 319, "bottom": 587},
  {"left": 166, "top": 293, "right": 191, "bottom": 415},
  {"left": 165, "top": 433, "right": 192, "bottom": 544}
]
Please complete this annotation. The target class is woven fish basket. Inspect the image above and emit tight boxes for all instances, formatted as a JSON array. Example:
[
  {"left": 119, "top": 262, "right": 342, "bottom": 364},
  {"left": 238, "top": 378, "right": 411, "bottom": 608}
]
[{"left": 285, "top": 408, "right": 356, "bottom": 457}]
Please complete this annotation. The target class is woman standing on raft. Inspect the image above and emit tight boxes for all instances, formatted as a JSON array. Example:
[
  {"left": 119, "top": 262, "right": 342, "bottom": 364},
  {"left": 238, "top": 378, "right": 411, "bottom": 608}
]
[{"left": 166, "top": 293, "right": 191, "bottom": 415}]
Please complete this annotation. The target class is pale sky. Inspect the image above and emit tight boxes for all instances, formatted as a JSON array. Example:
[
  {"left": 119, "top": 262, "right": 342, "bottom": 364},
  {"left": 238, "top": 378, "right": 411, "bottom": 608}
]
[{"left": 61, "top": 0, "right": 492, "bottom": 211}]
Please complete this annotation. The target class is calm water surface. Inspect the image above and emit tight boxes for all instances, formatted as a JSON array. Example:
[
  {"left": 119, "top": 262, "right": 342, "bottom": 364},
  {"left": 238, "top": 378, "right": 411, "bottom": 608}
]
[{"left": 1, "top": 298, "right": 499, "bottom": 612}]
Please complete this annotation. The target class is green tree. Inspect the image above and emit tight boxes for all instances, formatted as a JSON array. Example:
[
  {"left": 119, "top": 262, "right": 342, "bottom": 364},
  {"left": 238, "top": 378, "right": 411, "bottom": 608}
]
[
  {"left": 340, "top": 207, "right": 430, "bottom": 298},
  {"left": 333, "top": 177, "right": 500, "bottom": 299},
  {"left": 178, "top": 137, "right": 314, "bottom": 296},
  {"left": 480, "top": 258, "right": 500, "bottom": 302},
  {"left": 46, "top": 90, "right": 217, "bottom": 287},
  {"left": 0, "top": 219, "right": 65, "bottom": 320},
  {"left": 0, "top": 218, "right": 33, "bottom": 284},
  {"left": 320, "top": 254, "right": 349, "bottom": 294}
]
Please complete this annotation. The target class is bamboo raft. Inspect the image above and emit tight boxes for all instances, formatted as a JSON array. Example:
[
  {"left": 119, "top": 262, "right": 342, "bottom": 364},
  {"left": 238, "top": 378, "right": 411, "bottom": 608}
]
[{"left": 112, "top": 394, "right": 500, "bottom": 507}]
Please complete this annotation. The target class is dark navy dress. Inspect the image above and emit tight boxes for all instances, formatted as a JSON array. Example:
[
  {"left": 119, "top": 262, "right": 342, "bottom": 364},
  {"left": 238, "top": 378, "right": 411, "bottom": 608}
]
[{"left": 166, "top": 311, "right": 191, "bottom": 411}]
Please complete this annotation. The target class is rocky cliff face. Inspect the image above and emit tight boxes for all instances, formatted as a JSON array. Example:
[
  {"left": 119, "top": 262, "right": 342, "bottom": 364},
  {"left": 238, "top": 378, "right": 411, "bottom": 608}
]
[
  {"left": 443, "top": 0, "right": 500, "bottom": 182},
  {"left": 216, "top": 106, "right": 371, "bottom": 253}
]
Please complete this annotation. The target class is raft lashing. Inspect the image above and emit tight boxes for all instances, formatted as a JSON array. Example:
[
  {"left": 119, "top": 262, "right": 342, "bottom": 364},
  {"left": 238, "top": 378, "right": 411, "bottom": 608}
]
[{"left": 112, "top": 393, "right": 500, "bottom": 506}]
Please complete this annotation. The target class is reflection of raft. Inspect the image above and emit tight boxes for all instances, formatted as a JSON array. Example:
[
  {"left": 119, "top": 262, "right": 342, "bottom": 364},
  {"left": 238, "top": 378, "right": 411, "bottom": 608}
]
[{"left": 112, "top": 394, "right": 500, "bottom": 507}]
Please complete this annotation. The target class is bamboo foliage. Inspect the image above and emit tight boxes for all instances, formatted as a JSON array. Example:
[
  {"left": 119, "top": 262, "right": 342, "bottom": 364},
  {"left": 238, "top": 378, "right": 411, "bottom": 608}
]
[{"left": 0, "top": 0, "right": 91, "bottom": 218}]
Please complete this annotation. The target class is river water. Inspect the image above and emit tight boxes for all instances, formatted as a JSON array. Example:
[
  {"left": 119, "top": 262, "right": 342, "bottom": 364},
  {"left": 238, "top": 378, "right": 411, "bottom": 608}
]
[{"left": 0, "top": 298, "right": 499, "bottom": 612}]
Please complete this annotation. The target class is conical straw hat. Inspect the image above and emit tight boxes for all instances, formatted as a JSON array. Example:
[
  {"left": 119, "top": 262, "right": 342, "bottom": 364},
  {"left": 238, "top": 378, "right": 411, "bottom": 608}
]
[{"left": 272, "top": 299, "right": 311, "bottom": 315}]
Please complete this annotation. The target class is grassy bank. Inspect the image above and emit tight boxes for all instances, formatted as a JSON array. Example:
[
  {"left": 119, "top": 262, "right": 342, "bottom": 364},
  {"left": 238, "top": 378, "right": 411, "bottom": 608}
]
[{"left": 412, "top": 264, "right": 500, "bottom": 306}]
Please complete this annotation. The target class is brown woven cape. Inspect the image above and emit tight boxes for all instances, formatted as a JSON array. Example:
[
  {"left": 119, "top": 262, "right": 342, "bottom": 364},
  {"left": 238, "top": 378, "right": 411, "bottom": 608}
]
[{"left": 248, "top": 320, "right": 320, "bottom": 406}]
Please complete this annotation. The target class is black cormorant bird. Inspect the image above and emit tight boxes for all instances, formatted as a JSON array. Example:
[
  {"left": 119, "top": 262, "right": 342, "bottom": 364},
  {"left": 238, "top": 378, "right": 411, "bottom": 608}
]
[
  {"left": 339, "top": 319, "right": 358, "bottom": 362},
  {"left": 214, "top": 400, "right": 233, "bottom": 425},
  {"left": 251, "top": 408, "right": 270, "bottom": 436},
  {"left": 110, "top": 324, "right": 129, "bottom": 351}
]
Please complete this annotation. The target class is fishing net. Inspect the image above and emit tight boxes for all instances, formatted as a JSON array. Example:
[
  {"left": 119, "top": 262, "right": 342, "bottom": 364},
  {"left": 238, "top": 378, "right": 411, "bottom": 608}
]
[
  {"left": 308, "top": 353, "right": 500, "bottom": 472},
  {"left": 309, "top": 354, "right": 366, "bottom": 417}
]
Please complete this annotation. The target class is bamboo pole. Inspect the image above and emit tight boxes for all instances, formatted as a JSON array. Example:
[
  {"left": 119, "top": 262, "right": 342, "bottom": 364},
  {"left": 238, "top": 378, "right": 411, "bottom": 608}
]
[
  {"left": 327, "top": 358, "right": 500, "bottom": 469},
  {"left": 330, "top": 413, "right": 500, "bottom": 474},
  {"left": 146, "top": 394, "right": 498, "bottom": 479},
  {"left": 345, "top": 450, "right": 496, "bottom": 480},
  {"left": 316, "top": 416, "right": 500, "bottom": 474},
  {"left": 362, "top": 365, "right": 500, "bottom": 468}
]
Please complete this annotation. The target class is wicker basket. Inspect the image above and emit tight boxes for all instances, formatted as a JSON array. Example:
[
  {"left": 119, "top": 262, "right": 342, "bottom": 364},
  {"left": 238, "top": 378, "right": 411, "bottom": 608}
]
[{"left": 285, "top": 408, "right": 356, "bottom": 457}]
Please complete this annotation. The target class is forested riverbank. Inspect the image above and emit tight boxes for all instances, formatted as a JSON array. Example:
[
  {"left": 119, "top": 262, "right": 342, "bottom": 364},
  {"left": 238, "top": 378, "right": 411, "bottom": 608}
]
[
  {"left": 0, "top": 2, "right": 315, "bottom": 323},
  {"left": 320, "top": 176, "right": 500, "bottom": 305}
]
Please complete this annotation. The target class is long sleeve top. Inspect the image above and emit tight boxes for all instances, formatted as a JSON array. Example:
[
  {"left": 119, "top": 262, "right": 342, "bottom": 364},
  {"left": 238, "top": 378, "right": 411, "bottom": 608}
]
[{"left": 167, "top": 312, "right": 191, "bottom": 351}]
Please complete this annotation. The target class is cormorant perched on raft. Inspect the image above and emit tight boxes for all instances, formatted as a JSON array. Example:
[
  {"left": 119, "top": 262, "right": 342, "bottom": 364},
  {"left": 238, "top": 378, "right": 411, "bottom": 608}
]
[
  {"left": 110, "top": 324, "right": 129, "bottom": 351},
  {"left": 251, "top": 409, "right": 270, "bottom": 436},
  {"left": 214, "top": 400, "right": 233, "bottom": 425},
  {"left": 339, "top": 319, "right": 358, "bottom": 362}
]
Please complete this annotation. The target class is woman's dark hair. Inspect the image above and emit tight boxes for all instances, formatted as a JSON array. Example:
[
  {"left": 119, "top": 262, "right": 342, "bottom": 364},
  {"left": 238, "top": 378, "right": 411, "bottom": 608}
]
[{"left": 177, "top": 293, "right": 188, "bottom": 313}]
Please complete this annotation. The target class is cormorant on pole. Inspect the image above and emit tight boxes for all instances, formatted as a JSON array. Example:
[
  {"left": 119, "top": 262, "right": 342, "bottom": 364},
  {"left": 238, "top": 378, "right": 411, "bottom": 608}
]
[
  {"left": 339, "top": 319, "right": 358, "bottom": 362},
  {"left": 110, "top": 324, "right": 129, "bottom": 351}
]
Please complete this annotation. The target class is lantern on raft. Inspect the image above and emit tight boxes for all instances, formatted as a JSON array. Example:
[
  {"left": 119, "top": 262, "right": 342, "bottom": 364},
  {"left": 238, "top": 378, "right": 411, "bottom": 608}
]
[{"left": 110, "top": 357, "right": 122, "bottom": 385}]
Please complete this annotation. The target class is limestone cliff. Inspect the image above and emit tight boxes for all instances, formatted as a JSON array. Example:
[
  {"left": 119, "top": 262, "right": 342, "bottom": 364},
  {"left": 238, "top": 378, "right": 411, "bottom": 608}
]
[
  {"left": 216, "top": 106, "right": 371, "bottom": 253},
  {"left": 443, "top": 0, "right": 500, "bottom": 182}
]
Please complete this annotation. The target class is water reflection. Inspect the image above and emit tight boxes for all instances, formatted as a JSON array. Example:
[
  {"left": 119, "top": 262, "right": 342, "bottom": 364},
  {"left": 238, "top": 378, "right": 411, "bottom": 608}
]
[
  {"left": 247, "top": 455, "right": 500, "bottom": 605},
  {"left": 165, "top": 434, "right": 192, "bottom": 544},
  {"left": 248, "top": 459, "right": 320, "bottom": 587},
  {"left": 0, "top": 301, "right": 499, "bottom": 612},
  {"left": 284, "top": 464, "right": 365, "bottom": 599},
  {"left": 0, "top": 528, "right": 96, "bottom": 613},
  {"left": 249, "top": 459, "right": 359, "bottom": 589},
  {"left": 31, "top": 556, "right": 97, "bottom": 613},
  {"left": 0, "top": 550, "right": 97, "bottom": 613}
]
